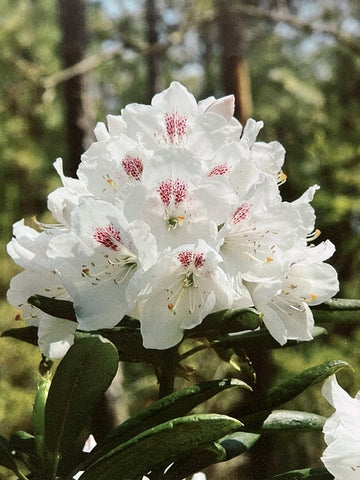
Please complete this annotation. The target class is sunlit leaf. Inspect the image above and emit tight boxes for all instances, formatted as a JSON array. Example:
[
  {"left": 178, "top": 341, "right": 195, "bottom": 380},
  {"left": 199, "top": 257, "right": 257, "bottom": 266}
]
[
  {"left": 243, "top": 410, "right": 326, "bottom": 433},
  {"left": 87, "top": 378, "right": 250, "bottom": 466},
  {"left": 315, "top": 298, "right": 360, "bottom": 311},
  {"left": 80, "top": 414, "right": 242, "bottom": 480},
  {"left": 236, "top": 360, "right": 351, "bottom": 417},
  {"left": 32, "top": 373, "right": 51, "bottom": 459},
  {"left": 43, "top": 336, "right": 118, "bottom": 476}
]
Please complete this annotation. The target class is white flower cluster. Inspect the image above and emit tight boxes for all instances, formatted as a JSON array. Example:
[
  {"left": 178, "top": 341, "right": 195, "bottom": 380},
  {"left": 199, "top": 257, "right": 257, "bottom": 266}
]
[
  {"left": 322, "top": 375, "right": 360, "bottom": 479},
  {"left": 7, "top": 82, "right": 339, "bottom": 358}
]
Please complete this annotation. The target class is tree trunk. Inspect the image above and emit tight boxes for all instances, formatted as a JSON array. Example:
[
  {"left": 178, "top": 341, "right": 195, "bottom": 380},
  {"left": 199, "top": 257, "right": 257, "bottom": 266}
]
[
  {"left": 58, "top": 0, "right": 92, "bottom": 177},
  {"left": 217, "top": 0, "right": 253, "bottom": 125},
  {"left": 145, "top": 0, "right": 163, "bottom": 100}
]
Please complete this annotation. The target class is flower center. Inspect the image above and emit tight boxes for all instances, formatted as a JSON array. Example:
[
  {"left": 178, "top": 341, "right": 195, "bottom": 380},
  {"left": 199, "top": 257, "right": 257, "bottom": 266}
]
[
  {"left": 224, "top": 206, "right": 277, "bottom": 265},
  {"left": 166, "top": 250, "right": 206, "bottom": 314},
  {"left": 82, "top": 225, "right": 137, "bottom": 286}
]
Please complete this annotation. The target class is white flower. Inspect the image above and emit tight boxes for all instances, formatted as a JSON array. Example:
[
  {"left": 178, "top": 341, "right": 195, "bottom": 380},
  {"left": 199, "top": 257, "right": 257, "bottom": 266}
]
[
  {"left": 47, "top": 158, "right": 92, "bottom": 227},
  {"left": 205, "top": 141, "right": 260, "bottom": 199},
  {"left": 240, "top": 118, "right": 286, "bottom": 188},
  {"left": 6, "top": 221, "right": 76, "bottom": 358},
  {"left": 78, "top": 134, "right": 151, "bottom": 203},
  {"left": 48, "top": 199, "right": 158, "bottom": 331},
  {"left": 321, "top": 375, "right": 360, "bottom": 479},
  {"left": 248, "top": 242, "right": 339, "bottom": 345},
  {"left": 124, "top": 148, "right": 237, "bottom": 251},
  {"left": 219, "top": 182, "right": 307, "bottom": 286},
  {"left": 122, "top": 81, "right": 238, "bottom": 157},
  {"left": 131, "top": 239, "right": 235, "bottom": 349}
]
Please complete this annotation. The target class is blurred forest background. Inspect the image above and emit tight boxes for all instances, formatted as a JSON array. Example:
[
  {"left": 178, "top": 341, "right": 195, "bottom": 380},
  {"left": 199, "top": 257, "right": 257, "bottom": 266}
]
[{"left": 0, "top": 0, "right": 359, "bottom": 478}]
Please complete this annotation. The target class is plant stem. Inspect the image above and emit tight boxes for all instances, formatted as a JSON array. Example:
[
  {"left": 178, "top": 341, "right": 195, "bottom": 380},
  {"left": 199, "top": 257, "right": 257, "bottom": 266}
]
[{"left": 156, "top": 347, "right": 176, "bottom": 399}]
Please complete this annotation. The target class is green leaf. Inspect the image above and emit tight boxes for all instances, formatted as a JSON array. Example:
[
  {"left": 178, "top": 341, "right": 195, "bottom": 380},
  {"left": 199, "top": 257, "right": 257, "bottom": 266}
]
[
  {"left": 259, "top": 410, "right": 326, "bottom": 432},
  {"left": 266, "top": 467, "right": 334, "bottom": 479},
  {"left": 0, "top": 434, "right": 21, "bottom": 475},
  {"left": 211, "top": 326, "right": 327, "bottom": 350},
  {"left": 186, "top": 308, "right": 261, "bottom": 338},
  {"left": 240, "top": 409, "right": 326, "bottom": 434},
  {"left": 220, "top": 431, "right": 260, "bottom": 459},
  {"left": 237, "top": 360, "right": 350, "bottom": 417},
  {"left": 162, "top": 443, "right": 227, "bottom": 480},
  {"left": 28, "top": 294, "right": 77, "bottom": 321},
  {"left": 315, "top": 298, "right": 360, "bottom": 310},
  {"left": 80, "top": 414, "right": 242, "bottom": 480},
  {"left": 313, "top": 298, "right": 360, "bottom": 324},
  {"left": 164, "top": 430, "right": 261, "bottom": 480},
  {"left": 32, "top": 374, "right": 51, "bottom": 459},
  {"left": 88, "top": 378, "right": 250, "bottom": 465},
  {"left": 1, "top": 326, "right": 39, "bottom": 346},
  {"left": 43, "top": 336, "right": 118, "bottom": 476}
]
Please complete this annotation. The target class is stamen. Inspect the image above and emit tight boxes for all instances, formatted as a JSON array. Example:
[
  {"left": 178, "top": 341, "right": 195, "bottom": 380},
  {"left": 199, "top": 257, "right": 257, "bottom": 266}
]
[
  {"left": 307, "top": 229, "right": 321, "bottom": 241},
  {"left": 82, "top": 253, "right": 137, "bottom": 286},
  {"left": 277, "top": 170, "right": 287, "bottom": 185}
]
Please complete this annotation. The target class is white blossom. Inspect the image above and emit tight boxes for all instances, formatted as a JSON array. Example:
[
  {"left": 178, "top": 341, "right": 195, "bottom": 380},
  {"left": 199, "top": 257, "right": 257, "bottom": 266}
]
[
  {"left": 248, "top": 242, "right": 339, "bottom": 345},
  {"left": 321, "top": 375, "right": 360, "bottom": 479},
  {"left": 7, "top": 221, "right": 76, "bottom": 358},
  {"left": 131, "top": 240, "right": 235, "bottom": 349},
  {"left": 6, "top": 81, "right": 339, "bottom": 352}
]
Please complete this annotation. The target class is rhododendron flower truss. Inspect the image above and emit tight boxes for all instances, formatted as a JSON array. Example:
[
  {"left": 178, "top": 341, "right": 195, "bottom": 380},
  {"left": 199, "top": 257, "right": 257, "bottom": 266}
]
[{"left": 6, "top": 81, "right": 339, "bottom": 354}]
